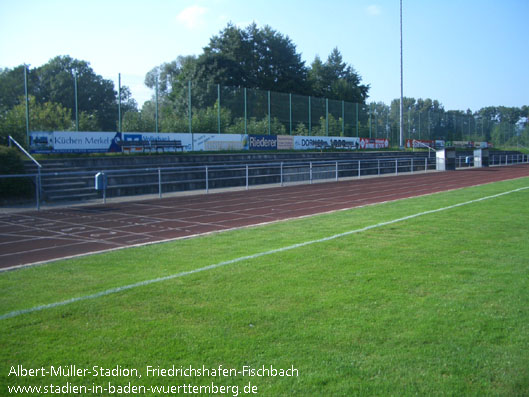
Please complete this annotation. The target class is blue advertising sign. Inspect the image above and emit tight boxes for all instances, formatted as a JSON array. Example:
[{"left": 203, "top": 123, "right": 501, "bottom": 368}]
[{"left": 249, "top": 135, "right": 277, "bottom": 150}]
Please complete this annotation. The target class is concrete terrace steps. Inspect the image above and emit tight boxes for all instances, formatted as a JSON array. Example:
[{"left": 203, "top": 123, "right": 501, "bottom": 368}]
[{"left": 18, "top": 150, "right": 481, "bottom": 203}]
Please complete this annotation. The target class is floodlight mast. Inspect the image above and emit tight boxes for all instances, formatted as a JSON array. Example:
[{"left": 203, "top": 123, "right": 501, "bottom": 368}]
[{"left": 399, "top": 0, "right": 404, "bottom": 149}]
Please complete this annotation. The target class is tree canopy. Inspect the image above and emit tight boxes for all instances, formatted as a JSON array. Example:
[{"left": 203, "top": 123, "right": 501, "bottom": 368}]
[{"left": 0, "top": 56, "right": 135, "bottom": 138}]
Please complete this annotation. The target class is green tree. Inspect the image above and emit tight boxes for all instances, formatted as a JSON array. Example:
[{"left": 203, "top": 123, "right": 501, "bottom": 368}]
[
  {"left": 34, "top": 56, "right": 121, "bottom": 130},
  {"left": 0, "top": 96, "right": 72, "bottom": 146},
  {"left": 308, "top": 48, "right": 369, "bottom": 103},
  {"left": 195, "top": 23, "right": 309, "bottom": 94}
]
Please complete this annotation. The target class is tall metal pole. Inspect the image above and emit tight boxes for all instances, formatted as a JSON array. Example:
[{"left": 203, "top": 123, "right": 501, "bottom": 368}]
[
  {"left": 24, "top": 65, "right": 30, "bottom": 146},
  {"left": 217, "top": 84, "right": 221, "bottom": 134},
  {"left": 118, "top": 73, "right": 122, "bottom": 133},
  {"left": 399, "top": 0, "right": 404, "bottom": 149},
  {"left": 267, "top": 90, "right": 271, "bottom": 135},
  {"left": 155, "top": 75, "right": 159, "bottom": 133},
  {"left": 188, "top": 81, "right": 193, "bottom": 150}
]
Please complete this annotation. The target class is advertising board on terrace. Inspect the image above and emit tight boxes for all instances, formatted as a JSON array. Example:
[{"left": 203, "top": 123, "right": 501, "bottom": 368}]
[{"left": 30, "top": 131, "right": 372, "bottom": 154}]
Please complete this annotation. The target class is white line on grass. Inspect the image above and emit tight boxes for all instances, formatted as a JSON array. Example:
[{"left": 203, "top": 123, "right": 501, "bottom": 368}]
[{"left": 1, "top": 186, "right": 528, "bottom": 321}]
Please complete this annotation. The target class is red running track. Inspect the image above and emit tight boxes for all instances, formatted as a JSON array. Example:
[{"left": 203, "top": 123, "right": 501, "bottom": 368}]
[{"left": 1, "top": 165, "right": 528, "bottom": 270}]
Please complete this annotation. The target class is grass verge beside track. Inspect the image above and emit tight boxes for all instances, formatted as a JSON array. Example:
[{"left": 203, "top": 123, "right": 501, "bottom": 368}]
[{"left": 1, "top": 177, "right": 529, "bottom": 395}]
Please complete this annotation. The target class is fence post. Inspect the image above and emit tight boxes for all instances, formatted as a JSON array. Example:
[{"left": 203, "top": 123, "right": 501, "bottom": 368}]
[
  {"left": 411, "top": 158, "right": 414, "bottom": 173},
  {"left": 268, "top": 90, "right": 271, "bottom": 135},
  {"left": 289, "top": 94, "right": 292, "bottom": 135},
  {"left": 358, "top": 160, "right": 361, "bottom": 178},
  {"left": 217, "top": 84, "right": 221, "bottom": 134},
  {"left": 244, "top": 88, "right": 247, "bottom": 136},
  {"left": 280, "top": 162, "right": 284, "bottom": 186},
  {"left": 158, "top": 168, "right": 162, "bottom": 198},
  {"left": 395, "top": 159, "right": 398, "bottom": 175},
  {"left": 310, "top": 162, "right": 313, "bottom": 184},
  {"left": 425, "top": 157, "right": 427, "bottom": 171},
  {"left": 377, "top": 159, "right": 380, "bottom": 175},
  {"left": 308, "top": 96, "right": 312, "bottom": 136},
  {"left": 335, "top": 161, "right": 339, "bottom": 181},
  {"left": 205, "top": 166, "right": 209, "bottom": 193}
]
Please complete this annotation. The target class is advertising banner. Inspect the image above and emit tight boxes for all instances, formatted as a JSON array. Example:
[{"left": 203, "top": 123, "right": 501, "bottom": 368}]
[
  {"left": 359, "top": 138, "right": 389, "bottom": 149},
  {"left": 277, "top": 135, "right": 294, "bottom": 150},
  {"left": 193, "top": 133, "right": 248, "bottom": 151},
  {"left": 249, "top": 135, "right": 277, "bottom": 150},
  {"left": 121, "top": 132, "right": 192, "bottom": 152},
  {"left": 30, "top": 131, "right": 121, "bottom": 153},
  {"left": 293, "top": 136, "right": 360, "bottom": 150}
]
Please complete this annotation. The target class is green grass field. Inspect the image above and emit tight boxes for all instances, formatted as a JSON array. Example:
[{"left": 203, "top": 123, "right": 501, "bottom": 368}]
[{"left": 1, "top": 178, "right": 529, "bottom": 396}]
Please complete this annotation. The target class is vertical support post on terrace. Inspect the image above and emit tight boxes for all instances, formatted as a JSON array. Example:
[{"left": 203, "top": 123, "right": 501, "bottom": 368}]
[{"left": 246, "top": 164, "right": 249, "bottom": 190}]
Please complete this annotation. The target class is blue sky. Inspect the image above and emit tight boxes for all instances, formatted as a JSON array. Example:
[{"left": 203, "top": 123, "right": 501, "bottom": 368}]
[{"left": 1, "top": 0, "right": 527, "bottom": 111}]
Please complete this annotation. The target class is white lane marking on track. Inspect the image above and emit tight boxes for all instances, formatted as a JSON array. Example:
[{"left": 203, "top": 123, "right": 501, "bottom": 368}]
[{"left": 1, "top": 185, "right": 527, "bottom": 321}]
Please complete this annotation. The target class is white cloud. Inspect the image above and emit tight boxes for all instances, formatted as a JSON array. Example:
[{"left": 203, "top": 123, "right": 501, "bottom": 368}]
[
  {"left": 366, "top": 5, "right": 382, "bottom": 16},
  {"left": 176, "top": 5, "right": 208, "bottom": 29}
]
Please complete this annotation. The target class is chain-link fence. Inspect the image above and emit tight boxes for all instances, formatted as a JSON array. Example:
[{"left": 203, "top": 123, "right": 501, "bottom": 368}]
[{"left": 7, "top": 70, "right": 528, "bottom": 149}]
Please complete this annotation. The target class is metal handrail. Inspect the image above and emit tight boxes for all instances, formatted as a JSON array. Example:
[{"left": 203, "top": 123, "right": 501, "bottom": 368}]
[
  {"left": 412, "top": 139, "right": 435, "bottom": 157},
  {"left": 8, "top": 136, "right": 42, "bottom": 210},
  {"left": 8, "top": 136, "right": 42, "bottom": 169}
]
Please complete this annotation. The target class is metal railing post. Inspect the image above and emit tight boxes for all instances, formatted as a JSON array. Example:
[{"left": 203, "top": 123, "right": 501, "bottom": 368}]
[
  {"left": 158, "top": 168, "right": 162, "bottom": 198},
  {"left": 425, "top": 157, "right": 427, "bottom": 171},
  {"left": 102, "top": 172, "right": 106, "bottom": 204},
  {"left": 35, "top": 172, "right": 40, "bottom": 211},
  {"left": 395, "top": 159, "right": 398, "bottom": 175},
  {"left": 411, "top": 158, "right": 414, "bottom": 173},
  {"left": 335, "top": 161, "right": 339, "bottom": 181},
  {"left": 377, "top": 159, "right": 380, "bottom": 175},
  {"left": 310, "top": 162, "right": 313, "bottom": 184},
  {"left": 280, "top": 162, "right": 284, "bottom": 186},
  {"left": 358, "top": 160, "right": 361, "bottom": 178},
  {"left": 246, "top": 164, "right": 249, "bottom": 190},
  {"left": 205, "top": 166, "right": 209, "bottom": 193}
]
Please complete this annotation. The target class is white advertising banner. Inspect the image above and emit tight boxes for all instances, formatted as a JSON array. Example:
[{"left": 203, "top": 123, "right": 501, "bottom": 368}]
[
  {"left": 192, "top": 134, "right": 248, "bottom": 151},
  {"left": 30, "top": 131, "right": 121, "bottom": 153},
  {"left": 293, "top": 136, "right": 360, "bottom": 150}
]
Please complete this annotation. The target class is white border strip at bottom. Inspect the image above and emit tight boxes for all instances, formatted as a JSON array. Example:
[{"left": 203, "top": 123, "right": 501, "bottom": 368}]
[{"left": 1, "top": 186, "right": 528, "bottom": 321}]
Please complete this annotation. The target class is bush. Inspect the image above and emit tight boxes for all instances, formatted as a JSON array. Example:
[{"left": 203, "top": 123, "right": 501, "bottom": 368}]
[{"left": 0, "top": 146, "right": 34, "bottom": 200}]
